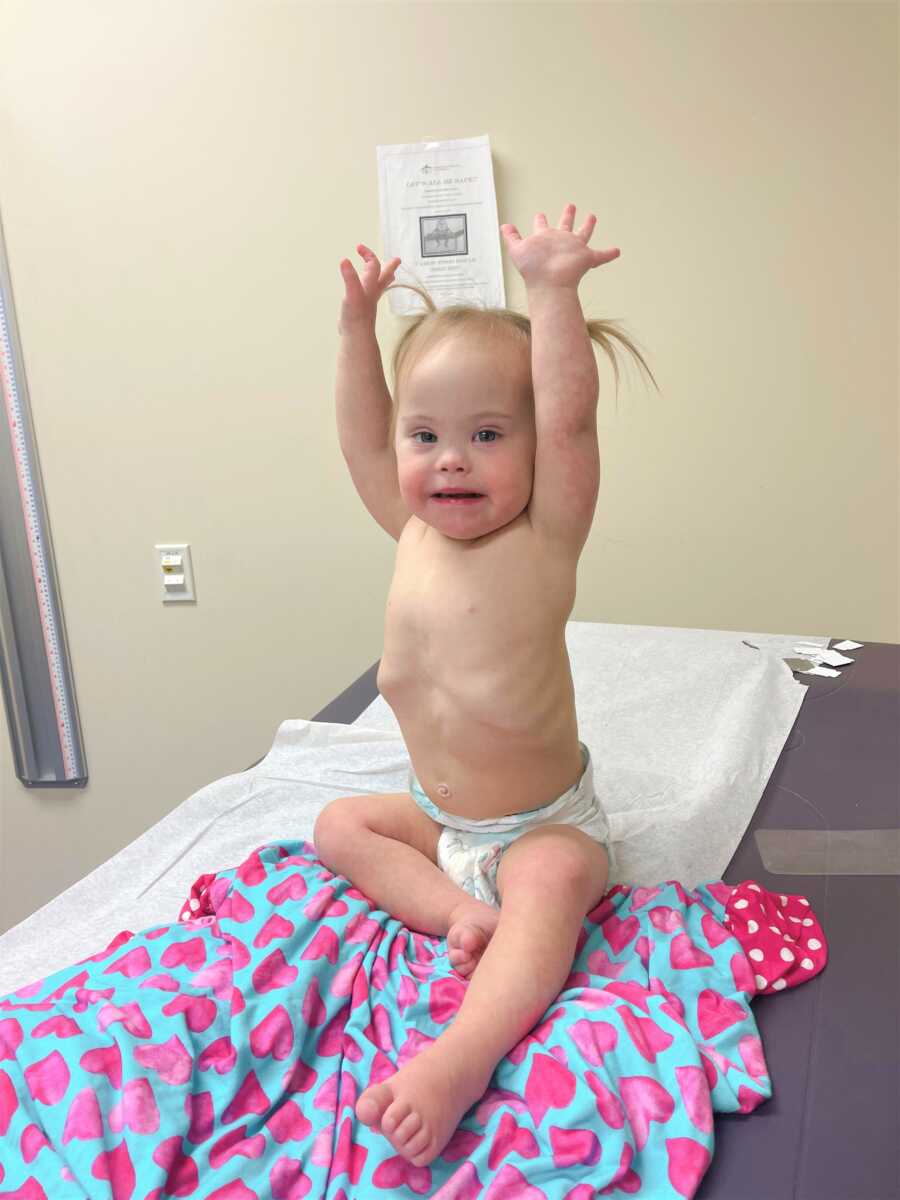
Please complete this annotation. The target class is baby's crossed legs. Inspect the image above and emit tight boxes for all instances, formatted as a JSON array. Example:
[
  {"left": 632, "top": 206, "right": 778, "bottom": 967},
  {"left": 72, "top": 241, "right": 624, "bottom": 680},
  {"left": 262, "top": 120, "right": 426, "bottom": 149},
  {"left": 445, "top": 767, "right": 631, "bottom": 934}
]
[
  {"left": 314, "top": 795, "right": 609, "bottom": 1167},
  {"left": 313, "top": 792, "right": 501, "bottom": 973}
]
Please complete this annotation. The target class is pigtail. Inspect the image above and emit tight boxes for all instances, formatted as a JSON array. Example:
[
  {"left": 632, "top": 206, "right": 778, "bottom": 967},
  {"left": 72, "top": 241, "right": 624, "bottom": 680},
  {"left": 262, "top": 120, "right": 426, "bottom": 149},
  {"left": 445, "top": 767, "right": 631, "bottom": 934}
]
[{"left": 584, "top": 318, "right": 660, "bottom": 398}]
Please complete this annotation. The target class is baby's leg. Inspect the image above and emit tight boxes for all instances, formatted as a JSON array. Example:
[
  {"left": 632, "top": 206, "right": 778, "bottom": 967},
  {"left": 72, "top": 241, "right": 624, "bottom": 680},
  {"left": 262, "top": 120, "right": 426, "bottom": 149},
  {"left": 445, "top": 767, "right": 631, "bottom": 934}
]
[
  {"left": 313, "top": 794, "right": 499, "bottom": 963},
  {"left": 356, "top": 824, "right": 609, "bottom": 1167}
]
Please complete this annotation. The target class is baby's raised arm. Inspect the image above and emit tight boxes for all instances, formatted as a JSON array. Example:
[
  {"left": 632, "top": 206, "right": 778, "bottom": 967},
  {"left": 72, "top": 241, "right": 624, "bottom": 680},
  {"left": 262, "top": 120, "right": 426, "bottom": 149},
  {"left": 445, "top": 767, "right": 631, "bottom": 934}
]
[
  {"left": 335, "top": 246, "right": 411, "bottom": 541},
  {"left": 500, "top": 204, "right": 620, "bottom": 552}
]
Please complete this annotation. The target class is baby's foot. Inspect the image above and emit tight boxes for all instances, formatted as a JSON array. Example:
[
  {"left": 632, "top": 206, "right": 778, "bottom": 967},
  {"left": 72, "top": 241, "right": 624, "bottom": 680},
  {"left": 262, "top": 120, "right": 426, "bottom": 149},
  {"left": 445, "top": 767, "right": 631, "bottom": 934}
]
[
  {"left": 446, "top": 899, "right": 500, "bottom": 978},
  {"left": 356, "top": 1037, "right": 493, "bottom": 1167}
]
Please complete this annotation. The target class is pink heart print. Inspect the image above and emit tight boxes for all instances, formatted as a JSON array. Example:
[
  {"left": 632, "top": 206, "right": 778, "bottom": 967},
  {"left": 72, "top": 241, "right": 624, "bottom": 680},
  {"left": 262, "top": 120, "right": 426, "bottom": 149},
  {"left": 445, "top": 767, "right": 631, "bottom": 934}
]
[
  {"left": 0, "top": 1018, "right": 23, "bottom": 1061},
  {"left": 701, "top": 912, "right": 732, "bottom": 949},
  {"left": 674, "top": 1065, "right": 713, "bottom": 1133},
  {"left": 619, "top": 1075, "right": 675, "bottom": 1151},
  {"left": 267, "top": 1097, "right": 313, "bottom": 1145},
  {"left": 90, "top": 1140, "right": 136, "bottom": 1197},
  {"left": 237, "top": 850, "right": 268, "bottom": 888},
  {"left": 670, "top": 933, "right": 715, "bottom": 971},
  {"left": 488, "top": 1111, "right": 540, "bottom": 1168},
  {"left": 523, "top": 1052, "right": 576, "bottom": 1126},
  {"left": 331, "top": 1115, "right": 368, "bottom": 1185},
  {"left": 24, "top": 1050, "right": 69, "bottom": 1105},
  {"left": 62, "top": 1086, "right": 104, "bottom": 1142},
  {"left": 568, "top": 1018, "right": 618, "bottom": 1067},
  {"left": 620, "top": 1008, "right": 675, "bottom": 1062},
  {"left": 268, "top": 874, "right": 308, "bottom": 905},
  {"left": 304, "top": 885, "right": 348, "bottom": 922},
  {"left": 160, "top": 938, "right": 207, "bottom": 971},
  {"left": 667, "top": 1136, "right": 712, "bottom": 1197},
  {"left": 429, "top": 976, "right": 465, "bottom": 1025},
  {"left": 161, "top": 993, "right": 217, "bottom": 1033},
  {"left": 738, "top": 1034, "right": 768, "bottom": 1081},
  {"left": 254, "top": 914, "right": 295, "bottom": 948},
  {"left": 649, "top": 906, "right": 684, "bottom": 934},
  {"left": 80, "top": 1044, "right": 124, "bottom": 1088},
  {"left": 250, "top": 1004, "right": 295, "bottom": 1060},
  {"left": 696, "top": 988, "right": 747, "bottom": 1039},
  {"left": 187, "top": 1091, "right": 215, "bottom": 1143},
  {"left": 98, "top": 1001, "right": 152, "bottom": 1038},
  {"left": 481, "top": 1162, "right": 546, "bottom": 1198},
  {"left": 336, "top": 954, "right": 367, "bottom": 1008},
  {"left": 133, "top": 1034, "right": 193, "bottom": 1086},
  {"left": 152, "top": 1135, "right": 201, "bottom": 1195},
  {"left": 372, "top": 1153, "right": 433, "bottom": 1192},
  {"left": 198, "top": 1036, "right": 237, "bottom": 1075},
  {"left": 103, "top": 946, "right": 152, "bottom": 979},
  {"left": 602, "top": 914, "right": 640, "bottom": 954},
  {"left": 221, "top": 1071, "right": 271, "bottom": 1124},
  {"left": 630, "top": 885, "right": 662, "bottom": 910},
  {"left": 252, "top": 949, "right": 299, "bottom": 993},
  {"left": 585, "top": 1070, "right": 625, "bottom": 1128},
  {"left": 301, "top": 926, "right": 340, "bottom": 965},
  {"left": 208, "top": 1125, "right": 266, "bottom": 1168},
  {"left": 108, "top": 1078, "right": 160, "bottom": 1135},
  {"left": 228, "top": 890, "right": 257, "bottom": 923},
  {"left": 426, "top": 1158, "right": 481, "bottom": 1196},
  {"left": 302, "top": 977, "right": 327, "bottom": 1028},
  {"left": 549, "top": 1124, "right": 602, "bottom": 1167}
]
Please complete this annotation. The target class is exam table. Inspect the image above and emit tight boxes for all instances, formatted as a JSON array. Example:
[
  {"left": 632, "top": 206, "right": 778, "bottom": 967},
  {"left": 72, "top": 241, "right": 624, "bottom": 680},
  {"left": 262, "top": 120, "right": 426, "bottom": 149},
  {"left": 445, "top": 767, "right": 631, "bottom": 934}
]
[
  {"left": 307, "top": 639, "right": 900, "bottom": 1200},
  {"left": 1, "top": 633, "right": 897, "bottom": 1195}
]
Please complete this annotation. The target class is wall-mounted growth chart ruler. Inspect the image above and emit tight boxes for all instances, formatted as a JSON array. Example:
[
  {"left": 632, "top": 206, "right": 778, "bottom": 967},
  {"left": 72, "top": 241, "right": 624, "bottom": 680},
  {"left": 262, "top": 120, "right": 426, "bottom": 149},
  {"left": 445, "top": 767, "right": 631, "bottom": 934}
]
[{"left": 0, "top": 212, "right": 87, "bottom": 787}]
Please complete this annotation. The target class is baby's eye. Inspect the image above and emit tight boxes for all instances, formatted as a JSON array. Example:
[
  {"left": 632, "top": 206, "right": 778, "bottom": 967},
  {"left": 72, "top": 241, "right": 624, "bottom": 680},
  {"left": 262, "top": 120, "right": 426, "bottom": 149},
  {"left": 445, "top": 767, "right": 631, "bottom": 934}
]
[{"left": 410, "top": 430, "right": 499, "bottom": 444}]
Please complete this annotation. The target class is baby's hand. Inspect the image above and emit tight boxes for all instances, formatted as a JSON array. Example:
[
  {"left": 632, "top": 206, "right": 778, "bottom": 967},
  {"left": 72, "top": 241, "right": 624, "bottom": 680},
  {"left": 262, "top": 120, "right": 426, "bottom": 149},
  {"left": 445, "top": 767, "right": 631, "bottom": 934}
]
[
  {"left": 338, "top": 245, "right": 401, "bottom": 333},
  {"left": 500, "top": 203, "right": 620, "bottom": 290}
]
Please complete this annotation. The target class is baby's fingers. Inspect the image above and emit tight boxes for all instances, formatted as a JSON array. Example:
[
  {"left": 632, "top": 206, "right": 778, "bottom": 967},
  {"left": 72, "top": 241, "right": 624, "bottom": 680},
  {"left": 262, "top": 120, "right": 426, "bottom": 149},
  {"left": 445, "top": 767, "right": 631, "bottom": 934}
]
[
  {"left": 339, "top": 257, "right": 366, "bottom": 299},
  {"left": 357, "top": 244, "right": 401, "bottom": 289}
]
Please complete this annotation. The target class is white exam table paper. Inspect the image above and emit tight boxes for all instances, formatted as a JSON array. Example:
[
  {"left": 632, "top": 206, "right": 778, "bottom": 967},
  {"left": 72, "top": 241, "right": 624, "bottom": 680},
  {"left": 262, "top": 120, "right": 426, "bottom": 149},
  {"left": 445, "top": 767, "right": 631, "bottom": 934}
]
[{"left": 0, "top": 621, "right": 826, "bottom": 995}]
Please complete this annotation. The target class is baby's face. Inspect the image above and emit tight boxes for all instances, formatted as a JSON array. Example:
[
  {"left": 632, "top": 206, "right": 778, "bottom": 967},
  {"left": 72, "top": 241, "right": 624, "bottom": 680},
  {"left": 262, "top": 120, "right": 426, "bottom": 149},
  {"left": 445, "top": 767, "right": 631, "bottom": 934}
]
[{"left": 394, "top": 335, "right": 536, "bottom": 540}]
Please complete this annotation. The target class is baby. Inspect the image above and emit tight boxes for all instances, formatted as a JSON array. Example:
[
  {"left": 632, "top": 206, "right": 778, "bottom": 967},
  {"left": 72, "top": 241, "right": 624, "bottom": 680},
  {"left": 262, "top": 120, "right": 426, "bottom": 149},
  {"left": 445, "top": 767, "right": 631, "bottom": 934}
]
[{"left": 315, "top": 203, "right": 656, "bottom": 1169}]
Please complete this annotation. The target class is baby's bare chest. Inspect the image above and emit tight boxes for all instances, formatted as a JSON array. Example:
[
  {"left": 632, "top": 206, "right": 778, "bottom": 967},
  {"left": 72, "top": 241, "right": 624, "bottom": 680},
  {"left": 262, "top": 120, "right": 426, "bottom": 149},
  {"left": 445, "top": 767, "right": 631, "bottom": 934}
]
[{"left": 383, "top": 516, "right": 576, "bottom": 672}]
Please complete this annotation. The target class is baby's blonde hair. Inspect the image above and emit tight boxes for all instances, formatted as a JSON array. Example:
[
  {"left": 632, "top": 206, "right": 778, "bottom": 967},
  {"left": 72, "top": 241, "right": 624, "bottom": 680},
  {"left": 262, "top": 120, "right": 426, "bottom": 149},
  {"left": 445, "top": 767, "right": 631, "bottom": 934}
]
[{"left": 384, "top": 280, "right": 660, "bottom": 442}]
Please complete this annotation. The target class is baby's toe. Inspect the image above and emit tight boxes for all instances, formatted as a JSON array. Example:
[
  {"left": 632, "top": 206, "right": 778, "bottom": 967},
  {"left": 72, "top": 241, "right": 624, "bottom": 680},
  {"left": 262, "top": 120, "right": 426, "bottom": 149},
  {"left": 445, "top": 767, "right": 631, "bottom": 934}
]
[
  {"left": 357, "top": 1082, "right": 395, "bottom": 1130},
  {"left": 381, "top": 1097, "right": 411, "bottom": 1135},
  {"left": 449, "top": 924, "right": 481, "bottom": 952},
  {"left": 409, "top": 1128, "right": 436, "bottom": 1166},
  {"left": 394, "top": 1110, "right": 423, "bottom": 1146}
]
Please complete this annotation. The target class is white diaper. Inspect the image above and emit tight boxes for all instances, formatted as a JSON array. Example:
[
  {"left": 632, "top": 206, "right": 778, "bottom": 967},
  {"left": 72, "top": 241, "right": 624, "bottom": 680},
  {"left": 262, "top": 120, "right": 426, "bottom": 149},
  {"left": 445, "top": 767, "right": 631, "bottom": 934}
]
[{"left": 409, "top": 743, "right": 614, "bottom": 908}]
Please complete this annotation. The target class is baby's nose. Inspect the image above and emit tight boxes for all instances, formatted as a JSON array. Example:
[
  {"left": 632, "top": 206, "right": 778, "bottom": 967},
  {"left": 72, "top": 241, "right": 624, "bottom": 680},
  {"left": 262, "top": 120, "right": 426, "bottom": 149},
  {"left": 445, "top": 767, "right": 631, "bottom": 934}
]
[{"left": 437, "top": 445, "right": 469, "bottom": 468}]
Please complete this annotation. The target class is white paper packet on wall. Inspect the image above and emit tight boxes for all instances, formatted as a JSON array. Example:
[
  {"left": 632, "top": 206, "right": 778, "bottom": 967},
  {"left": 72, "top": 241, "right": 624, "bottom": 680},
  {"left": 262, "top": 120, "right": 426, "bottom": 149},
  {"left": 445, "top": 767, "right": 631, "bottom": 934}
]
[{"left": 376, "top": 134, "right": 505, "bottom": 314}]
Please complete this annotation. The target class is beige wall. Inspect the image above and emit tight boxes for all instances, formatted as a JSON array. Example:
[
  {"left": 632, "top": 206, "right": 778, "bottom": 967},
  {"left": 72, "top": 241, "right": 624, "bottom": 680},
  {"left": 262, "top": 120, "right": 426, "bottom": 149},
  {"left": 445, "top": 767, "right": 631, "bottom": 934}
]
[{"left": 0, "top": 1, "right": 896, "bottom": 932}]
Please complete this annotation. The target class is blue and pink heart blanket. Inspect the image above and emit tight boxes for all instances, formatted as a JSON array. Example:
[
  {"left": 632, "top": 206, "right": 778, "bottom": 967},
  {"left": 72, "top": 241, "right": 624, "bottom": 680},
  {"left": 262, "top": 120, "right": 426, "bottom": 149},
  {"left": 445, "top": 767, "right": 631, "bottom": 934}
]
[{"left": 0, "top": 840, "right": 826, "bottom": 1198}]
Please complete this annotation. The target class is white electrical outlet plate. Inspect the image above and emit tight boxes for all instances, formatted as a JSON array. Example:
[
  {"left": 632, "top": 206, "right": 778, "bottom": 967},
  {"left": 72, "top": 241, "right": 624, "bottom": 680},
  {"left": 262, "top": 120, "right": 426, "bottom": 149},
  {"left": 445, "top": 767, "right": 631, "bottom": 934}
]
[{"left": 154, "top": 543, "right": 196, "bottom": 603}]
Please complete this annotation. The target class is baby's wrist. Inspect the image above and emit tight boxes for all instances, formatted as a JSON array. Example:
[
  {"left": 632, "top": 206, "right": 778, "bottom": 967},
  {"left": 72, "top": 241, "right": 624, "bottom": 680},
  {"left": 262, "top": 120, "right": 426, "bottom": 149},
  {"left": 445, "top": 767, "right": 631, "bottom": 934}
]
[
  {"left": 524, "top": 279, "right": 581, "bottom": 297},
  {"left": 338, "top": 312, "right": 378, "bottom": 339}
]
